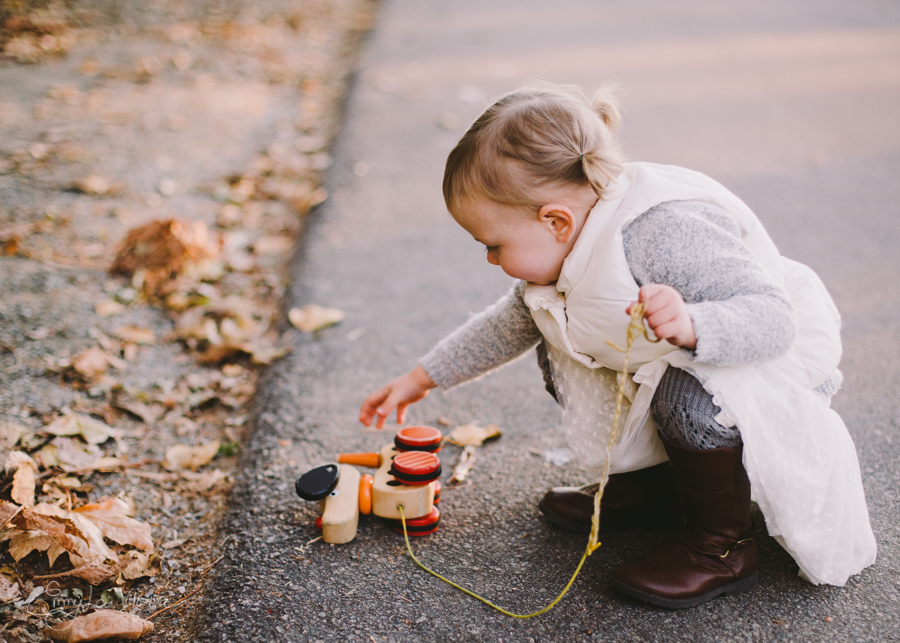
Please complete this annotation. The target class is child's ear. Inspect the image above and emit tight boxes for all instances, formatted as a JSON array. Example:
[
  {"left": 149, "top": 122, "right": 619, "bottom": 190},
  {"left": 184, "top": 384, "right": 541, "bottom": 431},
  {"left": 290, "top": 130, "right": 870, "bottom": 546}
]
[{"left": 538, "top": 204, "right": 576, "bottom": 242}]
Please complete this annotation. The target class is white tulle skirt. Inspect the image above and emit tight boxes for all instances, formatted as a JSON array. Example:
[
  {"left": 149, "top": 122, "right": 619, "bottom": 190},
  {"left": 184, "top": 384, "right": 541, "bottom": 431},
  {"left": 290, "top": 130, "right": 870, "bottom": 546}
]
[{"left": 547, "top": 345, "right": 877, "bottom": 587}]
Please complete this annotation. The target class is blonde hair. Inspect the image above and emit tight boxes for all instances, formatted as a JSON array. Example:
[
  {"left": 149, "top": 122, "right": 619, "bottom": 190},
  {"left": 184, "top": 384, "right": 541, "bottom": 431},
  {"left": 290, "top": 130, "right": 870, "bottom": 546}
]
[{"left": 443, "top": 82, "right": 625, "bottom": 216}]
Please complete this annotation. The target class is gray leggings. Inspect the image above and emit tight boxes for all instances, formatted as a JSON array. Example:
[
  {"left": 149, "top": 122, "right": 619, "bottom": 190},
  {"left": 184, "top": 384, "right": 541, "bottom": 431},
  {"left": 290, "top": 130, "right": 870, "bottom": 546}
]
[
  {"left": 650, "top": 365, "right": 742, "bottom": 449},
  {"left": 537, "top": 341, "right": 741, "bottom": 450}
]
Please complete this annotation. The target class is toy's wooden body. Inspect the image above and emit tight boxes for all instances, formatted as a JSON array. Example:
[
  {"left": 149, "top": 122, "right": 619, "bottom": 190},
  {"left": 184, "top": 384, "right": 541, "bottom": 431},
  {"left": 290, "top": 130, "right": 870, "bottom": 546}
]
[
  {"left": 311, "top": 444, "right": 437, "bottom": 544},
  {"left": 371, "top": 444, "right": 435, "bottom": 520},
  {"left": 318, "top": 465, "right": 360, "bottom": 544}
]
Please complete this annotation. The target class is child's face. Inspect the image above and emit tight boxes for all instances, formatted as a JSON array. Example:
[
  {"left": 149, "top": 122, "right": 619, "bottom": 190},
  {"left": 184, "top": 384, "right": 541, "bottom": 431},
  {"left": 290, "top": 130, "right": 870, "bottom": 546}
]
[{"left": 454, "top": 197, "right": 572, "bottom": 286}]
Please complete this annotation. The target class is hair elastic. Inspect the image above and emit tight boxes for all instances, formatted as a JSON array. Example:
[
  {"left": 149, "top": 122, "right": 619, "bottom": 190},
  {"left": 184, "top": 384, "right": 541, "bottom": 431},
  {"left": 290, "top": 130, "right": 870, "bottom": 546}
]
[{"left": 578, "top": 152, "right": 584, "bottom": 161}]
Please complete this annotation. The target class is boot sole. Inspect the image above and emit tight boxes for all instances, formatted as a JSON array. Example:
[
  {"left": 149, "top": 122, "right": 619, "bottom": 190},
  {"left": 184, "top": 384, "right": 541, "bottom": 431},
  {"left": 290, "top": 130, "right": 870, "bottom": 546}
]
[{"left": 610, "top": 570, "right": 759, "bottom": 609}]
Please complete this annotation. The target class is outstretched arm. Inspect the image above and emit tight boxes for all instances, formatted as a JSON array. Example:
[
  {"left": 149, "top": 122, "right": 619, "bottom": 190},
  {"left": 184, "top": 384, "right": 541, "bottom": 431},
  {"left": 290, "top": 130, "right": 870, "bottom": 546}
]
[
  {"left": 359, "top": 281, "right": 542, "bottom": 427},
  {"left": 420, "top": 280, "right": 543, "bottom": 389}
]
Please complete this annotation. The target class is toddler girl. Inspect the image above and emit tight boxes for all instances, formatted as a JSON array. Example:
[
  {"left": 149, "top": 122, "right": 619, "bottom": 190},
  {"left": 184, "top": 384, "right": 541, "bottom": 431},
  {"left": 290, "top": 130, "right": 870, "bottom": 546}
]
[{"left": 359, "top": 83, "right": 875, "bottom": 608}]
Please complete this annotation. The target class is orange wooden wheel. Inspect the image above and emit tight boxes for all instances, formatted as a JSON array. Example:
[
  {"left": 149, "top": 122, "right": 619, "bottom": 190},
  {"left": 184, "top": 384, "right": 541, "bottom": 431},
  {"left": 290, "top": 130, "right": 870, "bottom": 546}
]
[{"left": 359, "top": 474, "right": 373, "bottom": 515}]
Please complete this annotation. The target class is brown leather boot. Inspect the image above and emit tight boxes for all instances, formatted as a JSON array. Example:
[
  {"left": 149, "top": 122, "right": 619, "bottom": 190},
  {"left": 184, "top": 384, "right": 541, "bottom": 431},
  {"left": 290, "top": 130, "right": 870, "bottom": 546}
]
[
  {"left": 538, "top": 462, "right": 683, "bottom": 534},
  {"left": 611, "top": 438, "right": 758, "bottom": 608}
]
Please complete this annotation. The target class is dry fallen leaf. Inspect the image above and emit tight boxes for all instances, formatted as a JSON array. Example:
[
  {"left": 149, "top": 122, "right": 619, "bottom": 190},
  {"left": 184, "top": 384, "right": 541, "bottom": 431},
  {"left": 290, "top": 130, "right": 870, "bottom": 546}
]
[
  {"left": 165, "top": 441, "right": 220, "bottom": 471},
  {"left": 6, "top": 451, "right": 38, "bottom": 507},
  {"left": 0, "top": 500, "right": 23, "bottom": 527},
  {"left": 95, "top": 300, "right": 126, "bottom": 317},
  {"left": 70, "top": 348, "right": 110, "bottom": 381},
  {"left": 33, "top": 563, "right": 119, "bottom": 586},
  {"left": 112, "top": 326, "right": 155, "bottom": 345},
  {"left": 180, "top": 468, "right": 230, "bottom": 492},
  {"left": 0, "top": 573, "right": 21, "bottom": 603},
  {"left": 449, "top": 445, "right": 477, "bottom": 485},
  {"left": 72, "top": 174, "right": 112, "bottom": 195},
  {"left": 44, "top": 610, "right": 154, "bottom": 642},
  {"left": 119, "top": 550, "right": 154, "bottom": 580},
  {"left": 446, "top": 423, "right": 502, "bottom": 447},
  {"left": 0, "top": 504, "right": 91, "bottom": 567},
  {"left": 44, "top": 413, "right": 119, "bottom": 445},
  {"left": 31, "top": 503, "right": 118, "bottom": 566},
  {"left": 111, "top": 218, "right": 218, "bottom": 277},
  {"left": 75, "top": 498, "right": 154, "bottom": 552},
  {"left": 0, "top": 422, "right": 27, "bottom": 449},
  {"left": 110, "top": 400, "right": 163, "bottom": 425},
  {"left": 288, "top": 305, "right": 345, "bottom": 332}
]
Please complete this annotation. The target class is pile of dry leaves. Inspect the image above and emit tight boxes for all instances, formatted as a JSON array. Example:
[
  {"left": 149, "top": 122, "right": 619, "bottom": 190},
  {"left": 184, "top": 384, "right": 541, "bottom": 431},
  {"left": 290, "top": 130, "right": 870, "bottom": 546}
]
[{"left": 0, "top": 0, "right": 374, "bottom": 640}]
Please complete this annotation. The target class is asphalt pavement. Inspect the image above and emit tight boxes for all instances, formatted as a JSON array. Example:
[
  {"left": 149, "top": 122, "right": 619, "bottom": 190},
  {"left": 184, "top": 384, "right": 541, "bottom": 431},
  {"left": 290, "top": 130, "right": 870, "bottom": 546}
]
[{"left": 189, "top": 1, "right": 900, "bottom": 641}]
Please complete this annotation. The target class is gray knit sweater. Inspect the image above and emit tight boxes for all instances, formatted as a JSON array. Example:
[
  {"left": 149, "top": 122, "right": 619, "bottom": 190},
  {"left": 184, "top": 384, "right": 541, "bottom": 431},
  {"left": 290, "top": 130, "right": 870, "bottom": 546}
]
[{"left": 421, "top": 200, "right": 842, "bottom": 398}]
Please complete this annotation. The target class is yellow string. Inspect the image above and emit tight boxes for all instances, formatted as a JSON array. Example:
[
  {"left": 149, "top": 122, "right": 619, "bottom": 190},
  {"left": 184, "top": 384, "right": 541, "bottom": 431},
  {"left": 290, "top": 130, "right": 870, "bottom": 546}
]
[{"left": 397, "top": 303, "right": 658, "bottom": 618}]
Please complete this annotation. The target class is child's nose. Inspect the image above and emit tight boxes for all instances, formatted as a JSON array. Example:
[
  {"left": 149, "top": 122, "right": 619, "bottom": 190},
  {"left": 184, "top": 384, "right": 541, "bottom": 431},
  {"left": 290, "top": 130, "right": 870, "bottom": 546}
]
[{"left": 486, "top": 250, "right": 499, "bottom": 265}]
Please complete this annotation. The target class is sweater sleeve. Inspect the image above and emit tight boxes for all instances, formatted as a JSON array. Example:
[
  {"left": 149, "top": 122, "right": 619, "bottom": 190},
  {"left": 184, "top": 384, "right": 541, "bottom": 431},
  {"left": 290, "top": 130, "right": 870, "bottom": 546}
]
[
  {"left": 622, "top": 200, "right": 797, "bottom": 365},
  {"left": 419, "top": 280, "right": 543, "bottom": 390}
]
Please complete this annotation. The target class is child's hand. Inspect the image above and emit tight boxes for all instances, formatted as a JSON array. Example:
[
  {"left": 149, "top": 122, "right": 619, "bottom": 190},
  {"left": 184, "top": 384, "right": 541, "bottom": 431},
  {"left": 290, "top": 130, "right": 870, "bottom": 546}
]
[
  {"left": 626, "top": 284, "right": 697, "bottom": 350},
  {"left": 359, "top": 364, "right": 436, "bottom": 429}
]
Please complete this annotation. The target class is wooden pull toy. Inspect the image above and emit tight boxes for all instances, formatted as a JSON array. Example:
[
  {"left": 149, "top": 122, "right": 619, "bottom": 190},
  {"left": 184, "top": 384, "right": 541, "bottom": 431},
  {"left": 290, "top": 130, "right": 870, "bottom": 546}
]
[{"left": 295, "top": 426, "right": 445, "bottom": 544}]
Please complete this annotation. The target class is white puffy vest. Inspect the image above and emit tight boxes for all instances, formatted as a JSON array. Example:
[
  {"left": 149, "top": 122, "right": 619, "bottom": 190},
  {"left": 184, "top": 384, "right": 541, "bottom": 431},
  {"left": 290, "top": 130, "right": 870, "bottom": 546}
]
[{"left": 524, "top": 162, "right": 842, "bottom": 389}]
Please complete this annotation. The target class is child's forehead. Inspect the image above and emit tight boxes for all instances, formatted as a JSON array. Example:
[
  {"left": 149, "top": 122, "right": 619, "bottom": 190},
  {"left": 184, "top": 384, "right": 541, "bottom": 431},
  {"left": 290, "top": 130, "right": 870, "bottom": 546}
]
[{"left": 454, "top": 195, "right": 532, "bottom": 222}]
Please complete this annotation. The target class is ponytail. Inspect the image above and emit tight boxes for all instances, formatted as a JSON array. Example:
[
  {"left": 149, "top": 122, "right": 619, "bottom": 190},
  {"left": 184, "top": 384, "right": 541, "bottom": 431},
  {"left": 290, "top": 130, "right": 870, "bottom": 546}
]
[{"left": 591, "top": 84, "right": 622, "bottom": 134}]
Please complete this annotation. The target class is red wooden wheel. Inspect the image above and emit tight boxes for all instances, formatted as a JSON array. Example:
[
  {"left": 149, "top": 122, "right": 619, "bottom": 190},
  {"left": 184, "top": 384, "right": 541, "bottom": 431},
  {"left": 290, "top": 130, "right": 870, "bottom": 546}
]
[
  {"left": 393, "top": 506, "right": 440, "bottom": 536},
  {"left": 395, "top": 425, "right": 443, "bottom": 453},
  {"left": 389, "top": 451, "right": 441, "bottom": 485}
]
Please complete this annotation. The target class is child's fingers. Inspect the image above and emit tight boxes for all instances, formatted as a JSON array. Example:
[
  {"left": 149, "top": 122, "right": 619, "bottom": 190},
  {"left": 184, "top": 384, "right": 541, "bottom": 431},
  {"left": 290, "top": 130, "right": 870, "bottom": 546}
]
[
  {"left": 645, "top": 306, "right": 678, "bottom": 329},
  {"left": 638, "top": 283, "right": 664, "bottom": 303},
  {"left": 360, "top": 387, "right": 391, "bottom": 428},
  {"left": 376, "top": 390, "right": 408, "bottom": 429},
  {"left": 651, "top": 320, "right": 681, "bottom": 341},
  {"left": 639, "top": 284, "right": 671, "bottom": 312},
  {"left": 396, "top": 402, "right": 408, "bottom": 425}
]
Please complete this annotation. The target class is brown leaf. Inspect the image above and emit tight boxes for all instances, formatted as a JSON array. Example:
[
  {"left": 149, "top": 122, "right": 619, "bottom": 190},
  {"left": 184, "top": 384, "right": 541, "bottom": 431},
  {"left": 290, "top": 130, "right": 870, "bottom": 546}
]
[
  {"left": 44, "top": 610, "right": 153, "bottom": 642},
  {"left": 112, "top": 326, "right": 155, "bottom": 345},
  {"left": 5, "top": 530, "right": 64, "bottom": 566},
  {"left": 111, "top": 218, "right": 219, "bottom": 278},
  {"left": 449, "top": 445, "right": 478, "bottom": 485},
  {"left": 0, "top": 422, "right": 27, "bottom": 449},
  {"left": 160, "top": 537, "right": 190, "bottom": 549},
  {"left": 72, "top": 174, "right": 113, "bottom": 195},
  {"left": 180, "top": 468, "right": 230, "bottom": 492},
  {"left": 75, "top": 498, "right": 154, "bottom": 552},
  {"left": 6, "top": 451, "right": 38, "bottom": 507},
  {"left": 252, "top": 235, "right": 293, "bottom": 255},
  {"left": 33, "top": 564, "right": 118, "bottom": 586},
  {"left": 119, "top": 550, "right": 154, "bottom": 580},
  {"left": 0, "top": 500, "right": 23, "bottom": 528},
  {"left": 51, "top": 438, "right": 102, "bottom": 470},
  {"left": 31, "top": 503, "right": 116, "bottom": 566},
  {"left": 164, "top": 441, "right": 220, "bottom": 471},
  {"left": 4, "top": 506, "right": 90, "bottom": 566},
  {"left": 288, "top": 305, "right": 345, "bottom": 333},
  {"left": 247, "top": 342, "right": 292, "bottom": 365},
  {"left": 44, "top": 414, "right": 119, "bottom": 445},
  {"left": 125, "top": 469, "right": 178, "bottom": 483},
  {"left": 70, "top": 348, "right": 110, "bottom": 381},
  {"left": 94, "top": 300, "right": 126, "bottom": 317},
  {"left": 110, "top": 400, "right": 163, "bottom": 425},
  {"left": 195, "top": 343, "right": 242, "bottom": 365},
  {"left": 0, "top": 573, "right": 21, "bottom": 603},
  {"left": 446, "top": 423, "right": 502, "bottom": 447}
]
